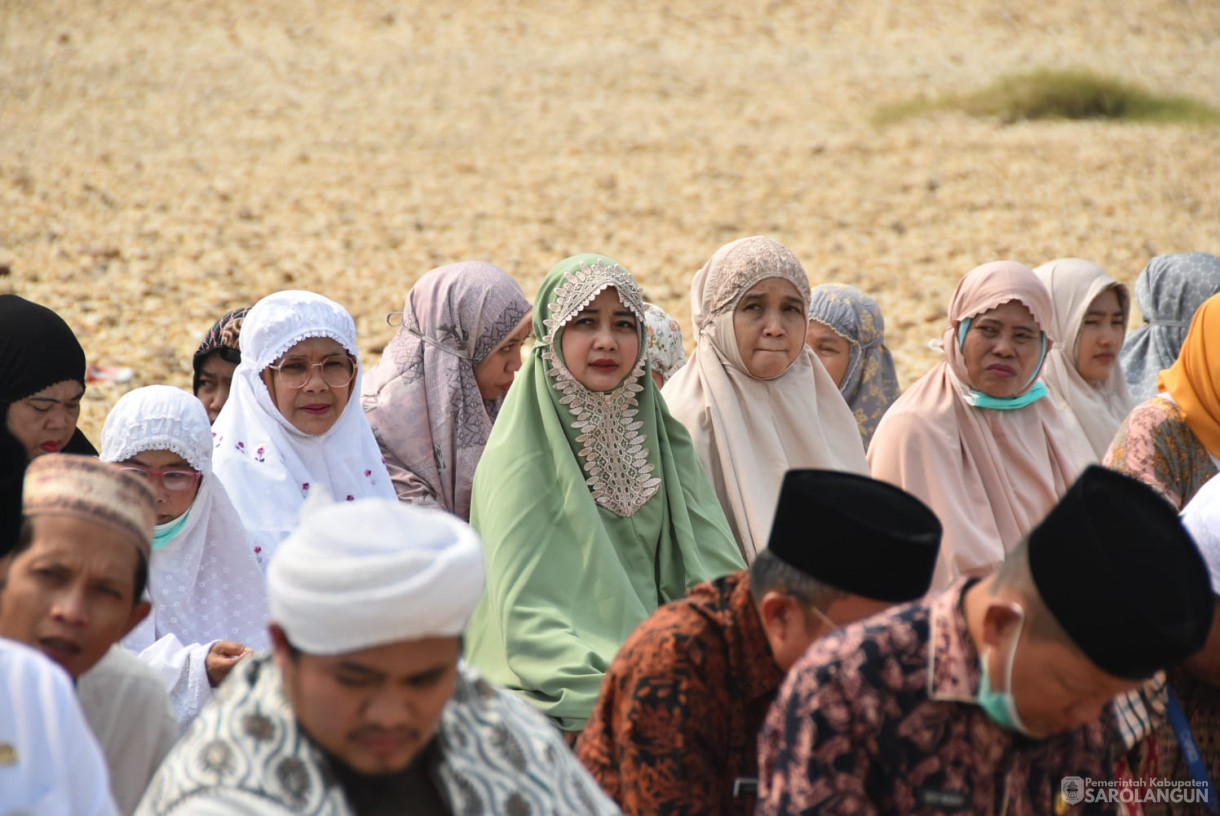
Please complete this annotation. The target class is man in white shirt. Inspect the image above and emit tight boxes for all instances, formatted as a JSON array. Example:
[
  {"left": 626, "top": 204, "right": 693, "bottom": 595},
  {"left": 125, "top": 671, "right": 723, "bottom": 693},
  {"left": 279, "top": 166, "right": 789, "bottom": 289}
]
[
  {"left": 0, "top": 636, "right": 117, "bottom": 815},
  {"left": 0, "top": 454, "right": 178, "bottom": 814}
]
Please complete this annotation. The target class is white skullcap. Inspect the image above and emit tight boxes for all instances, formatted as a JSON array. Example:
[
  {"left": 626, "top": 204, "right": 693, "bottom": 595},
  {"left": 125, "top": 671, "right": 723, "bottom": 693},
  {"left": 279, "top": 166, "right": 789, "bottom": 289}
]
[
  {"left": 267, "top": 495, "right": 486, "bottom": 655},
  {"left": 1181, "top": 477, "right": 1220, "bottom": 595}
]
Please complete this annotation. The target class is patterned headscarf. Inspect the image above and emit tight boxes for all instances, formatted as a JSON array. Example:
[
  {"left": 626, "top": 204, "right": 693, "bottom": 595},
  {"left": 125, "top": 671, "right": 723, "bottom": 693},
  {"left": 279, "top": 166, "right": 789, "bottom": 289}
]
[
  {"left": 642, "top": 303, "right": 687, "bottom": 386},
  {"left": 662, "top": 236, "right": 868, "bottom": 562},
  {"left": 808, "top": 284, "right": 900, "bottom": 447},
  {"left": 1120, "top": 253, "right": 1220, "bottom": 402},
  {"left": 465, "top": 254, "right": 743, "bottom": 731},
  {"left": 361, "top": 262, "right": 531, "bottom": 520},
  {"left": 192, "top": 307, "right": 249, "bottom": 394}
]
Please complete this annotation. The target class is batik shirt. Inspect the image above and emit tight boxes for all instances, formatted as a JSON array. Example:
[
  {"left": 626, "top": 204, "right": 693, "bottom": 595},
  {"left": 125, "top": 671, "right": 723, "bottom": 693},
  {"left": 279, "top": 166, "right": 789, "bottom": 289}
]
[
  {"left": 136, "top": 654, "right": 618, "bottom": 815},
  {"left": 577, "top": 571, "right": 784, "bottom": 816},
  {"left": 1104, "top": 395, "right": 1218, "bottom": 511},
  {"left": 757, "top": 580, "right": 1121, "bottom": 816}
]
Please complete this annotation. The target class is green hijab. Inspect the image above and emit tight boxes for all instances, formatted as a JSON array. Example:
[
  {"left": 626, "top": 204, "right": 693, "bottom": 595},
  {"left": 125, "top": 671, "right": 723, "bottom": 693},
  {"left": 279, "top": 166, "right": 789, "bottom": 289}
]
[{"left": 465, "top": 254, "right": 744, "bottom": 731}]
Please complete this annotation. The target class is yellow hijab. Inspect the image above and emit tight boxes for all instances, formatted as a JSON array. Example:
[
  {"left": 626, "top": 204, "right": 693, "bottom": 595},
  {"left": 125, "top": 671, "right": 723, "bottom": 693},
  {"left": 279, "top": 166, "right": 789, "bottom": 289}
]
[{"left": 1158, "top": 293, "right": 1220, "bottom": 456}]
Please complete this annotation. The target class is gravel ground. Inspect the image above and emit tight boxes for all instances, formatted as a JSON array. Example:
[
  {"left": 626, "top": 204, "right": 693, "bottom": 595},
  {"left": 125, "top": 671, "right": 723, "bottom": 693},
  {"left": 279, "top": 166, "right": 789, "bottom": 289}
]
[{"left": 2, "top": 0, "right": 1218, "bottom": 441}]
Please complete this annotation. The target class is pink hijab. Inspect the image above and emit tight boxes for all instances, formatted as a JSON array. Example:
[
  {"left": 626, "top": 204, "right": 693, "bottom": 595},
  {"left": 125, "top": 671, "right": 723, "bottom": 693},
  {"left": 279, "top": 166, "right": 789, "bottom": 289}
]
[
  {"left": 361, "top": 262, "right": 531, "bottom": 519},
  {"left": 868, "top": 261, "right": 1087, "bottom": 591}
]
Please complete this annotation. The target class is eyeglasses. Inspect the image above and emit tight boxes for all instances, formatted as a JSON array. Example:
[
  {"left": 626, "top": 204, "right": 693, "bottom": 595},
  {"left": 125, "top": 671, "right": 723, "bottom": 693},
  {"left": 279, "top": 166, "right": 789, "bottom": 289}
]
[
  {"left": 265, "top": 355, "right": 356, "bottom": 389},
  {"left": 120, "top": 466, "right": 203, "bottom": 493}
]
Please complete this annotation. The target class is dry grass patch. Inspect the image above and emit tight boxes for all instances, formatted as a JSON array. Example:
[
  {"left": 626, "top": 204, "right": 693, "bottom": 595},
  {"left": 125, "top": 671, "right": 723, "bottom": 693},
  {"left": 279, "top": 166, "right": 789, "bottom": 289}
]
[{"left": 876, "top": 68, "right": 1220, "bottom": 126}]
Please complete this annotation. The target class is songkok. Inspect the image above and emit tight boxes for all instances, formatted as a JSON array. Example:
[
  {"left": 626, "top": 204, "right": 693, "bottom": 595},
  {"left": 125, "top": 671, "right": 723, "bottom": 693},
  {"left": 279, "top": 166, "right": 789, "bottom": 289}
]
[
  {"left": 1, "top": 427, "right": 27, "bottom": 555},
  {"left": 22, "top": 454, "right": 155, "bottom": 556},
  {"left": 767, "top": 469, "right": 942, "bottom": 603},
  {"left": 268, "top": 495, "right": 486, "bottom": 655},
  {"left": 1029, "top": 465, "right": 1213, "bottom": 680}
]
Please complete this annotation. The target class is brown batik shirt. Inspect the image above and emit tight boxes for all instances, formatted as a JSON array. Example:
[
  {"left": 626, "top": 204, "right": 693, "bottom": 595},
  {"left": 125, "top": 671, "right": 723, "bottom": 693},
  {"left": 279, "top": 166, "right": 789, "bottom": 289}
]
[
  {"left": 757, "top": 579, "right": 1122, "bottom": 816},
  {"left": 576, "top": 570, "right": 785, "bottom": 816}
]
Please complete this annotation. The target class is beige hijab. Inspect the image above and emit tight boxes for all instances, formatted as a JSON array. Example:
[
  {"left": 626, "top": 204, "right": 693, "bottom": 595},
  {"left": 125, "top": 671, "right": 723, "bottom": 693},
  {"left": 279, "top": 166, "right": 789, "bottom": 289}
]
[
  {"left": 868, "top": 261, "right": 1086, "bottom": 591},
  {"left": 662, "top": 236, "right": 868, "bottom": 562},
  {"left": 1034, "top": 258, "right": 1135, "bottom": 463}
]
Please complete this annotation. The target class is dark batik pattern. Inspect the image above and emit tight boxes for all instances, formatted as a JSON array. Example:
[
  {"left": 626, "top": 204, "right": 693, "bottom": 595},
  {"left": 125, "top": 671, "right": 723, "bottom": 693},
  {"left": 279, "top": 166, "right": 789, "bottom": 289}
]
[
  {"left": 757, "top": 581, "right": 1122, "bottom": 816},
  {"left": 577, "top": 571, "right": 784, "bottom": 816}
]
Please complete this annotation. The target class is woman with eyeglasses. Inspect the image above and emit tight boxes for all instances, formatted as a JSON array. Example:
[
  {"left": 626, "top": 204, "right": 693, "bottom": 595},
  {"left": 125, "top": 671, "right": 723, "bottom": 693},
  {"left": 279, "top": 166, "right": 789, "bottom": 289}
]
[
  {"left": 100, "top": 385, "right": 268, "bottom": 728},
  {"left": 210, "top": 290, "right": 395, "bottom": 567},
  {"left": 0, "top": 294, "right": 98, "bottom": 461},
  {"left": 362, "top": 261, "right": 532, "bottom": 519}
]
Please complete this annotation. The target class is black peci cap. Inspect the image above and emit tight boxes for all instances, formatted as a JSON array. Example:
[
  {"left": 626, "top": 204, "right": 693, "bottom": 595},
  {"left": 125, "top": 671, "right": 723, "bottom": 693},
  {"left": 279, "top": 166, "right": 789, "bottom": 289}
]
[
  {"left": 766, "top": 469, "right": 943, "bottom": 604},
  {"left": 1029, "top": 465, "right": 1214, "bottom": 680}
]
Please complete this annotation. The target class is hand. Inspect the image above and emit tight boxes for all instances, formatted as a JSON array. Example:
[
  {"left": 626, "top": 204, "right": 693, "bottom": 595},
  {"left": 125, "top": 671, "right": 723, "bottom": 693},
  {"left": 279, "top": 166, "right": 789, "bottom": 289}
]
[{"left": 206, "top": 640, "right": 253, "bottom": 688}]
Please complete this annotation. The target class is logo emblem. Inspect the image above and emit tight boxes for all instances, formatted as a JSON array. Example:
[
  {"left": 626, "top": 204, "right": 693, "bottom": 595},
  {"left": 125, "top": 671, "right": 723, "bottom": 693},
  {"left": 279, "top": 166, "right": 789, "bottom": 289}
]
[{"left": 1060, "top": 776, "right": 1085, "bottom": 806}]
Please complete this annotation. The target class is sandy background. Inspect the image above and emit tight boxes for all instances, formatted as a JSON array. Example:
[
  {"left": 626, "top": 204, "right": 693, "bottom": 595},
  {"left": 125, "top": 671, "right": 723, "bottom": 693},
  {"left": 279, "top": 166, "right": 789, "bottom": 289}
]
[{"left": 2, "top": 0, "right": 1218, "bottom": 441}]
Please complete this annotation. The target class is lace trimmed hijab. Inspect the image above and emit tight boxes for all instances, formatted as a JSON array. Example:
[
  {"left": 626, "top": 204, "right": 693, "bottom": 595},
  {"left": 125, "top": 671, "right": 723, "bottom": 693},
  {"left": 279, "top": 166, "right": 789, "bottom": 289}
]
[
  {"left": 868, "top": 261, "right": 1087, "bottom": 591},
  {"left": 465, "top": 254, "right": 744, "bottom": 731},
  {"left": 808, "top": 283, "right": 900, "bottom": 448},
  {"left": 361, "top": 262, "right": 531, "bottom": 519},
  {"left": 210, "top": 290, "right": 395, "bottom": 568},
  {"left": 662, "top": 236, "right": 869, "bottom": 562},
  {"left": 101, "top": 385, "right": 268, "bottom": 726},
  {"left": 1121, "top": 252, "right": 1220, "bottom": 402},
  {"left": 1033, "top": 259, "right": 1135, "bottom": 462}
]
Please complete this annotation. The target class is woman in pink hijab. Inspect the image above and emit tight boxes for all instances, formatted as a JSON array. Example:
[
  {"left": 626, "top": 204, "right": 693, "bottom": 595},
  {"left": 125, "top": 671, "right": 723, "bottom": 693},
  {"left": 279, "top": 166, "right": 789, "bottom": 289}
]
[
  {"left": 868, "top": 261, "right": 1087, "bottom": 591},
  {"left": 362, "top": 262, "right": 532, "bottom": 519}
]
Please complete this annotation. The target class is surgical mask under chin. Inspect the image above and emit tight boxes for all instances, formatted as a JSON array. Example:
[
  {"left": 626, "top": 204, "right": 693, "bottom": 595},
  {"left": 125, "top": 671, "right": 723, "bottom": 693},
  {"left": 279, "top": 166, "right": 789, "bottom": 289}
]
[
  {"left": 152, "top": 508, "right": 191, "bottom": 552},
  {"left": 976, "top": 603, "right": 1036, "bottom": 737}
]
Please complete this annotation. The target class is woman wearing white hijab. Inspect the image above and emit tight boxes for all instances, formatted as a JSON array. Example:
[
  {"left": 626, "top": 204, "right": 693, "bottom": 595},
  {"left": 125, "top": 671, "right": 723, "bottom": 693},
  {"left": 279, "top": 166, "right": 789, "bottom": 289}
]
[
  {"left": 101, "top": 385, "right": 268, "bottom": 727},
  {"left": 1033, "top": 258, "right": 1135, "bottom": 462},
  {"left": 662, "top": 236, "right": 868, "bottom": 562},
  {"left": 211, "top": 290, "right": 395, "bottom": 567}
]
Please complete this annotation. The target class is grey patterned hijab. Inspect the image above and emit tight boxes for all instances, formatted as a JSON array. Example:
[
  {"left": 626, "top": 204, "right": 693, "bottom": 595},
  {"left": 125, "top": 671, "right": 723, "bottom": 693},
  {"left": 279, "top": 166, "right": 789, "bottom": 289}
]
[
  {"left": 1120, "top": 253, "right": 1220, "bottom": 402},
  {"left": 361, "top": 262, "right": 530, "bottom": 519},
  {"left": 808, "top": 283, "right": 900, "bottom": 447}
]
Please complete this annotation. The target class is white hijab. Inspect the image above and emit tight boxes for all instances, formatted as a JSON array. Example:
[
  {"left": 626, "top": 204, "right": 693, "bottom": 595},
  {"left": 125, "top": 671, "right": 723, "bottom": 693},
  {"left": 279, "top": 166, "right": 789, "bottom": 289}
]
[
  {"left": 211, "top": 291, "right": 395, "bottom": 568},
  {"left": 662, "top": 236, "right": 868, "bottom": 562},
  {"left": 1033, "top": 259, "right": 1135, "bottom": 462},
  {"left": 101, "top": 385, "right": 268, "bottom": 726}
]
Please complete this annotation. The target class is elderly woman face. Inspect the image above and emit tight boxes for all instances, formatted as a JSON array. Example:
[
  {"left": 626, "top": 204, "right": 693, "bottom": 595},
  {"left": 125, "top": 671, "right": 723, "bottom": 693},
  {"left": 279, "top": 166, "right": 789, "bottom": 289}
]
[
  {"left": 261, "top": 337, "right": 355, "bottom": 435},
  {"left": 961, "top": 300, "right": 1045, "bottom": 398},
  {"left": 733, "top": 278, "right": 807, "bottom": 379},
  {"left": 5, "top": 380, "right": 84, "bottom": 460}
]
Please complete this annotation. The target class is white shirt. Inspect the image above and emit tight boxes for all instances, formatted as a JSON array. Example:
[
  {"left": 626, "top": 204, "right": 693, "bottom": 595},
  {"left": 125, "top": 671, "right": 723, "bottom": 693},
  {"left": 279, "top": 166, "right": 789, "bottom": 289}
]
[
  {"left": 0, "top": 637, "right": 118, "bottom": 815},
  {"left": 78, "top": 646, "right": 180, "bottom": 815}
]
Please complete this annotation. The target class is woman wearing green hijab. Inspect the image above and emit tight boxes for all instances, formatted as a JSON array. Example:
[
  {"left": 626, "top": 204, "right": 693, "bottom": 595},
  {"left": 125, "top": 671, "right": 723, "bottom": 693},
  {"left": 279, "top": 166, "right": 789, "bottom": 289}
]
[{"left": 465, "top": 254, "right": 745, "bottom": 733}]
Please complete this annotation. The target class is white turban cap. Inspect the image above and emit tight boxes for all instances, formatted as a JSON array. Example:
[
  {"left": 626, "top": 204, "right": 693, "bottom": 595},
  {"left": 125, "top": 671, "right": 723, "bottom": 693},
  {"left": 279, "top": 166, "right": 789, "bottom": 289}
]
[{"left": 268, "top": 495, "right": 486, "bottom": 655}]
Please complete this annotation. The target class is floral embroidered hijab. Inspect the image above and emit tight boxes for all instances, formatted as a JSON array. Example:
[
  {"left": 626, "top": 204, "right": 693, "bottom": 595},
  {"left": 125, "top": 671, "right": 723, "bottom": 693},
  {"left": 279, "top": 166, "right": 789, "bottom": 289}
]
[
  {"left": 808, "top": 283, "right": 900, "bottom": 447},
  {"left": 465, "top": 254, "right": 744, "bottom": 731}
]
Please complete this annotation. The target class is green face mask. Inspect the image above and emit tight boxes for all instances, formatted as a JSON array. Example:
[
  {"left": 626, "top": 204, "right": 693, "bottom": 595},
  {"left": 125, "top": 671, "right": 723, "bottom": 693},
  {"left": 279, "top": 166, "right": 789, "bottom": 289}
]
[
  {"left": 152, "top": 508, "right": 191, "bottom": 552},
  {"left": 976, "top": 602, "right": 1036, "bottom": 737}
]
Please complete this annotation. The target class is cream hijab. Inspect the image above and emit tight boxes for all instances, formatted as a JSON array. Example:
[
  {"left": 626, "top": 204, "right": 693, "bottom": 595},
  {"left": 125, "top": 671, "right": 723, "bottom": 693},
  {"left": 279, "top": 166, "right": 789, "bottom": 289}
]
[
  {"left": 868, "top": 261, "right": 1087, "bottom": 591},
  {"left": 662, "top": 236, "right": 868, "bottom": 562},
  {"left": 1034, "top": 259, "right": 1135, "bottom": 462}
]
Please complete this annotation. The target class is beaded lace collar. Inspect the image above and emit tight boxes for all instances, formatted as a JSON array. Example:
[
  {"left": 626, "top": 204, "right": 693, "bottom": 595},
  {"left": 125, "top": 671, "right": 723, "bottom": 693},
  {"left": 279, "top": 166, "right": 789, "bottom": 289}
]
[{"left": 541, "top": 259, "right": 660, "bottom": 517}]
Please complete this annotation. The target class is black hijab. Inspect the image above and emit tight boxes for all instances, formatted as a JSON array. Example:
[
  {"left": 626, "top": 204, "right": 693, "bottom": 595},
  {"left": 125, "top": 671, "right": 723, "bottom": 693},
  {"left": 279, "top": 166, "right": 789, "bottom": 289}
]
[{"left": 0, "top": 294, "right": 97, "bottom": 456}]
